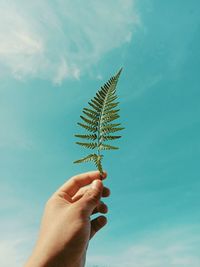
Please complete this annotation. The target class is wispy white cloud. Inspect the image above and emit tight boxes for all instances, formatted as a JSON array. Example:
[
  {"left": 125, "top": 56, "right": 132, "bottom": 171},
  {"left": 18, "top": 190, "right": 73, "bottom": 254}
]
[
  {"left": 0, "top": 184, "right": 41, "bottom": 267},
  {"left": 0, "top": 236, "right": 33, "bottom": 267},
  {"left": 0, "top": 0, "right": 140, "bottom": 84},
  {"left": 87, "top": 226, "right": 200, "bottom": 267}
]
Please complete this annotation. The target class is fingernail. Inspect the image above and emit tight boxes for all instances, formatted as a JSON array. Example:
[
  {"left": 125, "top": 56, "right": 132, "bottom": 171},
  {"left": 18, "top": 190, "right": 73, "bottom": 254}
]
[{"left": 100, "top": 171, "right": 107, "bottom": 179}]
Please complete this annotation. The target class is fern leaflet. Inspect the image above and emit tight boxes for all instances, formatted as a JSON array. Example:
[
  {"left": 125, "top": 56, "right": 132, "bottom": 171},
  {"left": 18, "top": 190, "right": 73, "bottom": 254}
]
[{"left": 73, "top": 68, "right": 125, "bottom": 175}]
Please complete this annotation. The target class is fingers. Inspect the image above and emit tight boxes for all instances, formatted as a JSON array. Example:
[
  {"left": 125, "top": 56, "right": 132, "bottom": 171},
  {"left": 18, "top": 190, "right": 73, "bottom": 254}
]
[
  {"left": 74, "top": 179, "right": 103, "bottom": 215},
  {"left": 90, "top": 216, "right": 107, "bottom": 239},
  {"left": 72, "top": 185, "right": 110, "bottom": 202},
  {"left": 56, "top": 170, "right": 107, "bottom": 197},
  {"left": 102, "top": 186, "right": 110, "bottom": 197},
  {"left": 92, "top": 201, "right": 108, "bottom": 215}
]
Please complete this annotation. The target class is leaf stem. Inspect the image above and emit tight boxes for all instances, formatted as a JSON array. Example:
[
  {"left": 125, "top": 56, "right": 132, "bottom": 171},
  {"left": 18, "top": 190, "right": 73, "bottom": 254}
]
[{"left": 97, "top": 89, "right": 109, "bottom": 157}]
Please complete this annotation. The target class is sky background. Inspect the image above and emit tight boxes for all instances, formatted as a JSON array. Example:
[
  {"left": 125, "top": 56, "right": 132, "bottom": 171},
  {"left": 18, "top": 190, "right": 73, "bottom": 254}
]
[{"left": 0, "top": 0, "right": 200, "bottom": 266}]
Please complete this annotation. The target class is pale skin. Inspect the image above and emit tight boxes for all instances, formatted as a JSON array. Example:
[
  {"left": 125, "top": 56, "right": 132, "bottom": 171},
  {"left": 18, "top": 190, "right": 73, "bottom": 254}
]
[{"left": 25, "top": 170, "right": 110, "bottom": 267}]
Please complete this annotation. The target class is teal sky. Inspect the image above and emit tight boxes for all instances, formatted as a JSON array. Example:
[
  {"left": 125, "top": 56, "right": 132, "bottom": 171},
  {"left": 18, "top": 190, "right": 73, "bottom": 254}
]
[{"left": 0, "top": 1, "right": 200, "bottom": 266}]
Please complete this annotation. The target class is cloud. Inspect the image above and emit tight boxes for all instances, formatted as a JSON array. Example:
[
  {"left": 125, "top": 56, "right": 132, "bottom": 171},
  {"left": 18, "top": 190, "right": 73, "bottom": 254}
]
[
  {"left": 0, "top": 0, "right": 140, "bottom": 84},
  {"left": 0, "top": 186, "right": 37, "bottom": 267},
  {"left": 0, "top": 237, "right": 32, "bottom": 267},
  {"left": 0, "top": 217, "right": 39, "bottom": 267},
  {"left": 87, "top": 226, "right": 200, "bottom": 267}
]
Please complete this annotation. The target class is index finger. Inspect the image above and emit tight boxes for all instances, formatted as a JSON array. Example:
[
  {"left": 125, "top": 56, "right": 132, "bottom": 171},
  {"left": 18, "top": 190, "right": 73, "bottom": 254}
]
[{"left": 56, "top": 170, "right": 107, "bottom": 197}]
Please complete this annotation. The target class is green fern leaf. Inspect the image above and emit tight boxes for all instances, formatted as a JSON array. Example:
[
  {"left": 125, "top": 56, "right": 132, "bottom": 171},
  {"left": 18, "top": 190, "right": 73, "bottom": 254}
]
[
  {"left": 80, "top": 115, "right": 98, "bottom": 127},
  {"left": 88, "top": 102, "right": 101, "bottom": 112},
  {"left": 94, "top": 96, "right": 104, "bottom": 105},
  {"left": 82, "top": 110, "right": 99, "bottom": 120},
  {"left": 104, "top": 102, "right": 119, "bottom": 112},
  {"left": 106, "top": 95, "right": 118, "bottom": 104},
  {"left": 102, "top": 108, "right": 120, "bottom": 117},
  {"left": 90, "top": 99, "right": 102, "bottom": 109},
  {"left": 73, "top": 68, "right": 124, "bottom": 175},
  {"left": 101, "top": 135, "right": 121, "bottom": 141},
  {"left": 93, "top": 155, "right": 104, "bottom": 174},
  {"left": 101, "top": 123, "right": 121, "bottom": 130},
  {"left": 74, "top": 134, "right": 97, "bottom": 140},
  {"left": 77, "top": 122, "right": 97, "bottom": 133},
  {"left": 101, "top": 114, "right": 120, "bottom": 124},
  {"left": 102, "top": 127, "right": 125, "bottom": 134},
  {"left": 73, "top": 154, "right": 98, "bottom": 164},
  {"left": 76, "top": 142, "right": 97, "bottom": 149},
  {"left": 83, "top": 108, "right": 99, "bottom": 117},
  {"left": 99, "top": 144, "right": 119, "bottom": 150}
]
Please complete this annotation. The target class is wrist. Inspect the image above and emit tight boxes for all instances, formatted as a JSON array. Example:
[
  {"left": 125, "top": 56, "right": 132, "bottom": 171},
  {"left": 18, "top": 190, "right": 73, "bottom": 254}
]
[
  {"left": 24, "top": 246, "right": 86, "bottom": 267},
  {"left": 24, "top": 249, "right": 46, "bottom": 267}
]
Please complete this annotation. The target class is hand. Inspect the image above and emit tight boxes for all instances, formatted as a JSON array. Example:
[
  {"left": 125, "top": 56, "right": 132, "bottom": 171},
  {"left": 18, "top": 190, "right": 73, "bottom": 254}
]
[{"left": 25, "top": 170, "right": 110, "bottom": 267}]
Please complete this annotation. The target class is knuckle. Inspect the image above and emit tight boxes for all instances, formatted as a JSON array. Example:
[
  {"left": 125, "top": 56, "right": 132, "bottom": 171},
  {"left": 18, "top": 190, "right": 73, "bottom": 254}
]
[
  {"left": 44, "top": 200, "right": 51, "bottom": 210},
  {"left": 45, "top": 196, "right": 56, "bottom": 208},
  {"left": 86, "top": 189, "right": 99, "bottom": 204},
  {"left": 45, "top": 198, "right": 52, "bottom": 209},
  {"left": 76, "top": 205, "right": 87, "bottom": 218}
]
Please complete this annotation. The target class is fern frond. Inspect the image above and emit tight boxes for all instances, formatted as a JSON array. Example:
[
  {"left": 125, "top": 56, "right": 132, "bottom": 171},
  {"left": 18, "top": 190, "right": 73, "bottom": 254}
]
[
  {"left": 103, "top": 108, "right": 120, "bottom": 116},
  {"left": 97, "top": 90, "right": 106, "bottom": 98},
  {"left": 104, "top": 102, "right": 119, "bottom": 112},
  {"left": 83, "top": 108, "right": 99, "bottom": 117},
  {"left": 80, "top": 115, "right": 98, "bottom": 127},
  {"left": 88, "top": 102, "right": 101, "bottom": 112},
  {"left": 100, "top": 135, "right": 121, "bottom": 141},
  {"left": 104, "top": 95, "right": 118, "bottom": 105},
  {"left": 93, "top": 155, "right": 104, "bottom": 174},
  {"left": 83, "top": 110, "right": 99, "bottom": 120},
  {"left": 74, "top": 153, "right": 104, "bottom": 175},
  {"left": 102, "top": 126, "right": 125, "bottom": 134},
  {"left": 73, "top": 154, "right": 98, "bottom": 164},
  {"left": 74, "top": 68, "right": 124, "bottom": 174},
  {"left": 90, "top": 99, "right": 102, "bottom": 109},
  {"left": 77, "top": 122, "right": 97, "bottom": 133},
  {"left": 76, "top": 142, "right": 97, "bottom": 149},
  {"left": 99, "top": 144, "right": 119, "bottom": 150},
  {"left": 94, "top": 96, "right": 104, "bottom": 105},
  {"left": 74, "top": 134, "right": 97, "bottom": 140},
  {"left": 101, "top": 114, "right": 120, "bottom": 124},
  {"left": 101, "top": 123, "right": 121, "bottom": 130}
]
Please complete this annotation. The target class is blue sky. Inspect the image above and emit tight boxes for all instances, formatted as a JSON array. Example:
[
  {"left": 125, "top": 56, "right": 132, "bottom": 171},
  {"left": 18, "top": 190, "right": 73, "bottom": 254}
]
[{"left": 0, "top": 0, "right": 200, "bottom": 266}]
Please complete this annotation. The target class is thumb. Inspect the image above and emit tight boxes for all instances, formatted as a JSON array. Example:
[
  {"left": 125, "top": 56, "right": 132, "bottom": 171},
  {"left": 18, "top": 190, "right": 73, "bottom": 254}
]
[{"left": 77, "top": 179, "right": 103, "bottom": 215}]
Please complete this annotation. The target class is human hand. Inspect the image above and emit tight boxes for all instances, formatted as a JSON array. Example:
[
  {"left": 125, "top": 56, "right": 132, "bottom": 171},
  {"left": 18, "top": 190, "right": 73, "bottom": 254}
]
[{"left": 25, "top": 170, "right": 110, "bottom": 267}]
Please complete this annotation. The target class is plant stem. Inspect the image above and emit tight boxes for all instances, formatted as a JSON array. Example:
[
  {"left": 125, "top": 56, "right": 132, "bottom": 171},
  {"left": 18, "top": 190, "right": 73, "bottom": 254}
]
[{"left": 97, "top": 90, "right": 109, "bottom": 157}]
